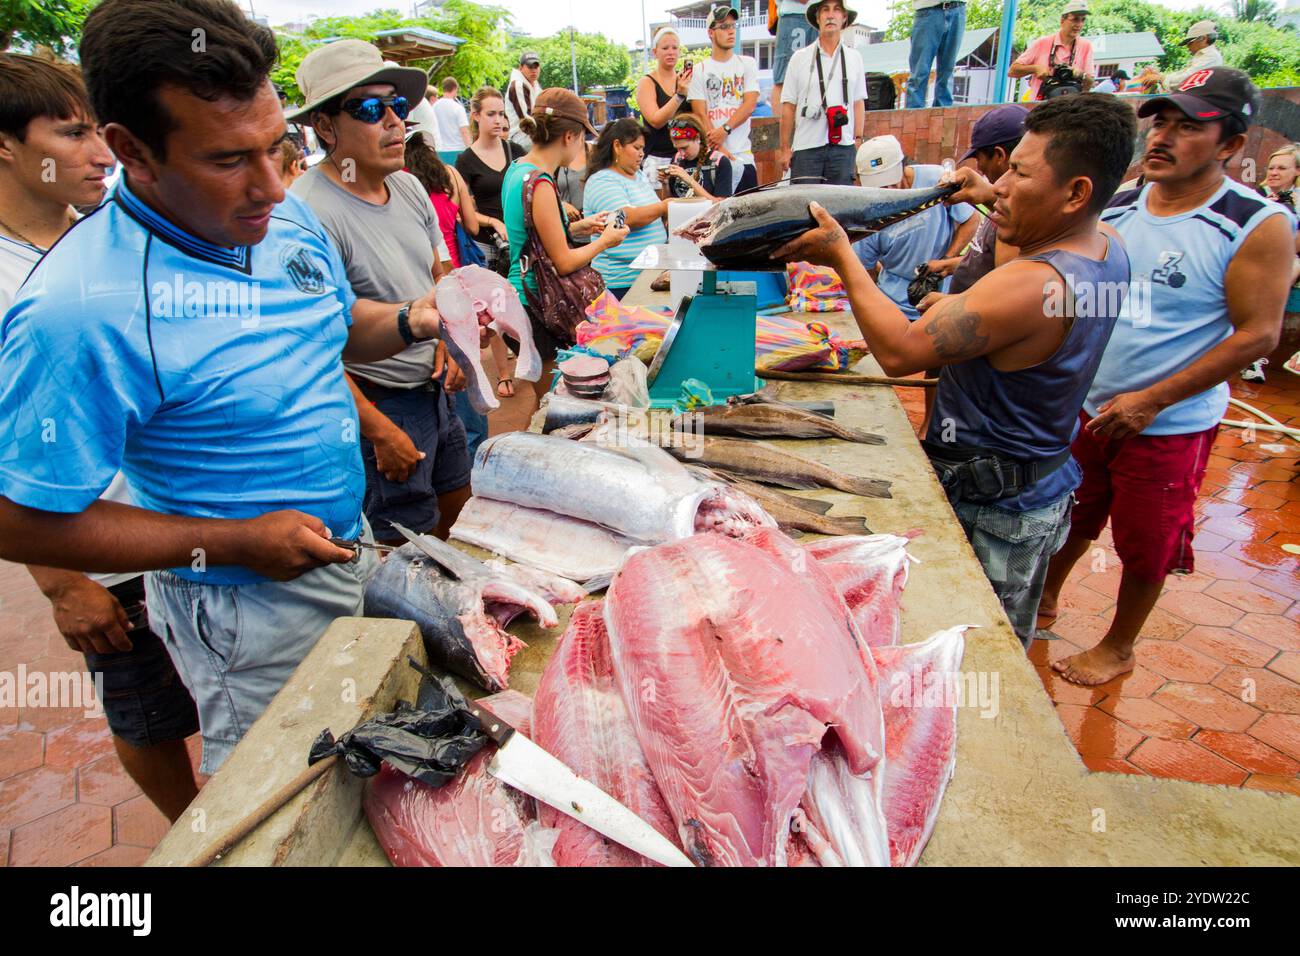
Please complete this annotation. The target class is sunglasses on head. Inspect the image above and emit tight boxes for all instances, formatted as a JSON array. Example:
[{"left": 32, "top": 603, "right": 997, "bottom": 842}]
[{"left": 339, "top": 95, "right": 410, "bottom": 124}]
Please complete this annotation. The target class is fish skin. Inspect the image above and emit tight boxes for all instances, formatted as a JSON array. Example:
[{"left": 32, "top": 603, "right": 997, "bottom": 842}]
[
  {"left": 434, "top": 266, "right": 542, "bottom": 414},
  {"left": 363, "top": 542, "right": 556, "bottom": 691},
  {"left": 666, "top": 436, "right": 893, "bottom": 499},
  {"left": 531, "top": 601, "right": 683, "bottom": 867},
  {"left": 675, "top": 183, "right": 958, "bottom": 270},
  {"left": 673, "top": 402, "right": 885, "bottom": 444},
  {"left": 541, "top": 393, "right": 616, "bottom": 433}
]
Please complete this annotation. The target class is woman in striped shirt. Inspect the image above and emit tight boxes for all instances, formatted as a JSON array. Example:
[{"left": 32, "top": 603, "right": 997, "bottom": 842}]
[{"left": 582, "top": 118, "right": 671, "bottom": 299}]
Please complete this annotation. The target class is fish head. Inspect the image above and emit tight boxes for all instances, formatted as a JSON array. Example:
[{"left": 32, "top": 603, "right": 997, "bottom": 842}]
[{"left": 672, "top": 202, "right": 729, "bottom": 244}]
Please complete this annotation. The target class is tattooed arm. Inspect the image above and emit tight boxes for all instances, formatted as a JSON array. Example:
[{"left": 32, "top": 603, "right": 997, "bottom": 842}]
[{"left": 771, "top": 202, "right": 1051, "bottom": 376}]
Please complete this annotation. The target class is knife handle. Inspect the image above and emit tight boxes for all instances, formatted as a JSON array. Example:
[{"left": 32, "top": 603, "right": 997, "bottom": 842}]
[{"left": 464, "top": 700, "right": 515, "bottom": 747}]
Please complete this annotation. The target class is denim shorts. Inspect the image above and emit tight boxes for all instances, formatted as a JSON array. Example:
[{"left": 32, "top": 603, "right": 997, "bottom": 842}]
[
  {"left": 83, "top": 576, "right": 200, "bottom": 748},
  {"left": 145, "top": 540, "right": 380, "bottom": 775},
  {"left": 356, "top": 380, "right": 472, "bottom": 540},
  {"left": 773, "top": 14, "right": 814, "bottom": 85},
  {"left": 950, "top": 494, "right": 1073, "bottom": 649}
]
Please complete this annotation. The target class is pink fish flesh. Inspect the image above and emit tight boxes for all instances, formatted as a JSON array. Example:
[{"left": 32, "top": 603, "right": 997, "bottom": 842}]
[{"left": 803, "top": 534, "right": 913, "bottom": 647}]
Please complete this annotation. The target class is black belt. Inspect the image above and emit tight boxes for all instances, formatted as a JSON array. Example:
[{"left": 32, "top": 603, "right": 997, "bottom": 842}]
[
  {"left": 353, "top": 376, "right": 439, "bottom": 401},
  {"left": 923, "top": 440, "right": 1072, "bottom": 503}
]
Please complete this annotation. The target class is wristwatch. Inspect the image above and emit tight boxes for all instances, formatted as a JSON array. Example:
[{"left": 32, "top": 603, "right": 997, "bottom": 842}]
[
  {"left": 722, "top": 123, "right": 733, "bottom": 135},
  {"left": 396, "top": 300, "right": 418, "bottom": 345}
]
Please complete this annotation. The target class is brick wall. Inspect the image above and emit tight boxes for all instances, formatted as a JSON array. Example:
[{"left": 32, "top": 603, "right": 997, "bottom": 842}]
[{"left": 751, "top": 87, "right": 1300, "bottom": 188}]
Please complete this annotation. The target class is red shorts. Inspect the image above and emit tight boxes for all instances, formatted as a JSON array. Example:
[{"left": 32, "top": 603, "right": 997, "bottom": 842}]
[{"left": 1069, "top": 412, "right": 1217, "bottom": 582}]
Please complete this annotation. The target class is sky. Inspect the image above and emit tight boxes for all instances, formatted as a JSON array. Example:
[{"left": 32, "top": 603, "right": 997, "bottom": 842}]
[{"left": 246, "top": 0, "right": 1241, "bottom": 48}]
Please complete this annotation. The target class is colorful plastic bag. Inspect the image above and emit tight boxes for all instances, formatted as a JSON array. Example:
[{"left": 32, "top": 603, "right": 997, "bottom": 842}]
[{"left": 786, "top": 261, "right": 850, "bottom": 313}]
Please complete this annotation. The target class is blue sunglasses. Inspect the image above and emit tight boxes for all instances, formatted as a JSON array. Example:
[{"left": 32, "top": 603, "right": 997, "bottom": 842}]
[{"left": 339, "top": 95, "right": 410, "bottom": 124}]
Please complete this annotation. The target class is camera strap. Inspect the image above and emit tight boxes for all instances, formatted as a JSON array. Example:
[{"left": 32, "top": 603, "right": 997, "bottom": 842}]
[
  {"left": 1048, "top": 39, "right": 1077, "bottom": 69},
  {"left": 815, "top": 45, "right": 849, "bottom": 113}
]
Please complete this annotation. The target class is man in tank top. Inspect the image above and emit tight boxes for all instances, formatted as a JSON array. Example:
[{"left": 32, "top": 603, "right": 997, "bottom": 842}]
[{"left": 771, "top": 94, "right": 1138, "bottom": 648}]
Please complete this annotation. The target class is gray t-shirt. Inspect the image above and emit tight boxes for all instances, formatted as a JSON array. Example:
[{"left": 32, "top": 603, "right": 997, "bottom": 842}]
[{"left": 293, "top": 165, "right": 450, "bottom": 388}]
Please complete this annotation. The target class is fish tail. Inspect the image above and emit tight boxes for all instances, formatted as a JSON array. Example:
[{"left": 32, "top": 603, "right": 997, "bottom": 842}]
[
  {"left": 831, "top": 424, "right": 888, "bottom": 445},
  {"left": 822, "top": 515, "right": 872, "bottom": 533},
  {"left": 829, "top": 472, "right": 893, "bottom": 499}
]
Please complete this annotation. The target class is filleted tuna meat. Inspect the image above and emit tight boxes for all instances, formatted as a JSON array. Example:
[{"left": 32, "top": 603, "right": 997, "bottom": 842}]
[{"left": 803, "top": 534, "right": 914, "bottom": 647}]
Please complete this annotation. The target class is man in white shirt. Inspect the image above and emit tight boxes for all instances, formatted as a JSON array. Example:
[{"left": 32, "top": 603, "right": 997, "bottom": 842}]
[
  {"left": 780, "top": 0, "right": 866, "bottom": 186},
  {"left": 1143, "top": 21, "right": 1224, "bottom": 92},
  {"left": 505, "top": 51, "right": 542, "bottom": 150},
  {"left": 431, "top": 76, "right": 471, "bottom": 150},
  {"left": 689, "top": 6, "right": 761, "bottom": 194}
]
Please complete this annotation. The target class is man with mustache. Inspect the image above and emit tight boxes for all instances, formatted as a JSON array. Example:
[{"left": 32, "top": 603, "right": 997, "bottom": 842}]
[
  {"left": 290, "top": 40, "right": 473, "bottom": 547},
  {"left": 0, "top": 0, "right": 487, "bottom": 774},
  {"left": 1042, "top": 68, "right": 1293, "bottom": 685}
]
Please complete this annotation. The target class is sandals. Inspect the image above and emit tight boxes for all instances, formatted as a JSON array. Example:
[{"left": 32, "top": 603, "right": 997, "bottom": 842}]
[{"left": 497, "top": 377, "right": 516, "bottom": 398}]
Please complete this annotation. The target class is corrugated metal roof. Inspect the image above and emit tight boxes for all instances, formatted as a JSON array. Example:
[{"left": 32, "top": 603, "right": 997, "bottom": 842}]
[
  {"left": 1088, "top": 31, "right": 1164, "bottom": 63},
  {"left": 857, "top": 27, "right": 997, "bottom": 75},
  {"left": 374, "top": 26, "right": 465, "bottom": 47}
]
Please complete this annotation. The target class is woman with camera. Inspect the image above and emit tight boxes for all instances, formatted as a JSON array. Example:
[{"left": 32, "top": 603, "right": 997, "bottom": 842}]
[
  {"left": 637, "top": 27, "right": 694, "bottom": 188},
  {"left": 582, "top": 118, "right": 673, "bottom": 301},
  {"left": 661, "top": 115, "right": 732, "bottom": 200}
]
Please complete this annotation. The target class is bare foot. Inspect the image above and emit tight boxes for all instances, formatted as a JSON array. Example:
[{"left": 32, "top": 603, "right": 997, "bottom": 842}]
[
  {"left": 1052, "top": 642, "right": 1134, "bottom": 686},
  {"left": 1036, "top": 597, "right": 1059, "bottom": 631}
]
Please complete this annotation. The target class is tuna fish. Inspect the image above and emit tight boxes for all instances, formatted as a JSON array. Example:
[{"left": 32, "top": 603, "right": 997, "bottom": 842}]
[
  {"left": 363, "top": 533, "right": 557, "bottom": 692},
  {"left": 674, "top": 183, "right": 958, "bottom": 270},
  {"left": 434, "top": 265, "right": 542, "bottom": 414},
  {"left": 804, "top": 535, "right": 915, "bottom": 647}
]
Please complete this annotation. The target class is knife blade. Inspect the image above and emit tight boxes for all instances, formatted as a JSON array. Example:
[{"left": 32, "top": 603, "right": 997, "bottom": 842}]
[{"left": 464, "top": 699, "right": 694, "bottom": 868}]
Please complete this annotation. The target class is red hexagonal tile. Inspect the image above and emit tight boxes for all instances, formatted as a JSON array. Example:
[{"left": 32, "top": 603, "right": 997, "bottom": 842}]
[
  {"left": 1158, "top": 591, "right": 1245, "bottom": 629},
  {"left": 1205, "top": 578, "right": 1293, "bottom": 616},
  {"left": 1152, "top": 682, "right": 1262, "bottom": 733},
  {"left": 1127, "top": 737, "right": 1249, "bottom": 786},
  {"left": 1056, "top": 582, "right": 1116, "bottom": 616},
  {"left": 1137, "top": 605, "right": 1199, "bottom": 640},
  {"left": 43, "top": 717, "right": 114, "bottom": 770},
  {"left": 1253, "top": 481, "right": 1300, "bottom": 502},
  {"left": 1252, "top": 567, "right": 1300, "bottom": 600},
  {"left": 77, "top": 754, "right": 142, "bottom": 808},
  {"left": 1242, "top": 774, "right": 1300, "bottom": 796},
  {"left": 0, "top": 766, "right": 75, "bottom": 830},
  {"left": 1267, "top": 652, "right": 1300, "bottom": 684},
  {"left": 1079, "top": 569, "right": 1121, "bottom": 600},
  {"left": 1193, "top": 729, "right": 1300, "bottom": 776},
  {"left": 1193, "top": 550, "right": 1263, "bottom": 582},
  {"left": 1034, "top": 666, "right": 1106, "bottom": 707},
  {"left": 1052, "top": 702, "right": 1146, "bottom": 760},
  {"left": 1097, "top": 696, "right": 1198, "bottom": 739},
  {"left": 1081, "top": 754, "right": 1145, "bottom": 775},
  {"left": 1191, "top": 530, "right": 1233, "bottom": 554},
  {"left": 1093, "top": 664, "right": 1169, "bottom": 699},
  {"left": 1161, "top": 570, "right": 1214, "bottom": 593},
  {"left": 1234, "top": 613, "right": 1300, "bottom": 652},
  {"left": 1246, "top": 712, "right": 1300, "bottom": 761},
  {"left": 1140, "top": 640, "right": 1225, "bottom": 684},
  {"left": 76, "top": 844, "right": 152, "bottom": 867},
  {"left": 7, "top": 803, "right": 111, "bottom": 866},
  {"left": 0, "top": 731, "right": 43, "bottom": 781},
  {"left": 1198, "top": 514, "right": 1259, "bottom": 542},
  {"left": 1211, "top": 666, "right": 1300, "bottom": 715},
  {"left": 1180, "top": 625, "right": 1278, "bottom": 668},
  {"left": 113, "top": 794, "right": 170, "bottom": 849}
]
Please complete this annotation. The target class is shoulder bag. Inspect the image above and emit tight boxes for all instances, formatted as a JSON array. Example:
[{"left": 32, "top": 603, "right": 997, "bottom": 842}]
[{"left": 519, "top": 169, "right": 605, "bottom": 344}]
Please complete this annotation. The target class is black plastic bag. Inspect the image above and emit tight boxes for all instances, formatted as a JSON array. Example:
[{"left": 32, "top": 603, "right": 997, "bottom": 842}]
[{"left": 308, "top": 659, "right": 487, "bottom": 787}]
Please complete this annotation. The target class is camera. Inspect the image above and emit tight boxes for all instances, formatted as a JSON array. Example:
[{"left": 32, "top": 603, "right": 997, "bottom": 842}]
[
  {"left": 826, "top": 104, "right": 849, "bottom": 145},
  {"left": 614, "top": 210, "right": 627, "bottom": 229},
  {"left": 907, "top": 263, "right": 945, "bottom": 307},
  {"left": 1039, "top": 64, "right": 1082, "bottom": 99}
]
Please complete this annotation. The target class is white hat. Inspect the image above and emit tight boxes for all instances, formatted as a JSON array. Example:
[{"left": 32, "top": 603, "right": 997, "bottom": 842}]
[
  {"left": 652, "top": 26, "right": 680, "bottom": 48},
  {"left": 857, "top": 135, "right": 904, "bottom": 187},
  {"left": 1061, "top": 0, "right": 1088, "bottom": 15},
  {"left": 1182, "top": 20, "right": 1217, "bottom": 43},
  {"left": 286, "top": 39, "right": 429, "bottom": 123}
]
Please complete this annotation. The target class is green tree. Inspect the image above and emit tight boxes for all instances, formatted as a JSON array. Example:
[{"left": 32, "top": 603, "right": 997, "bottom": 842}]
[
  {"left": 883, "top": 0, "right": 1003, "bottom": 41},
  {"left": 1230, "top": 0, "right": 1279, "bottom": 25},
  {"left": 507, "top": 29, "right": 631, "bottom": 92},
  {"left": 0, "top": 0, "right": 89, "bottom": 54}
]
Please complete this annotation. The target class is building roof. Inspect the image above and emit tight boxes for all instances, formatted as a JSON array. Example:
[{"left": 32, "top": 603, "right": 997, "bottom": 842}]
[
  {"left": 857, "top": 27, "right": 997, "bottom": 75},
  {"left": 373, "top": 26, "right": 465, "bottom": 47},
  {"left": 1088, "top": 31, "right": 1164, "bottom": 64}
]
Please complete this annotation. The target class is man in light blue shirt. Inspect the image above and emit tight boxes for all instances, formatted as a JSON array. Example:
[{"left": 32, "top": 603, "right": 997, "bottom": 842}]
[
  {"left": 0, "top": 0, "right": 480, "bottom": 773},
  {"left": 1041, "top": 70, "right": 1292, "bottom": 687},
  {"left": 853, "top": 136, "right": 976, "bottom": 321}
]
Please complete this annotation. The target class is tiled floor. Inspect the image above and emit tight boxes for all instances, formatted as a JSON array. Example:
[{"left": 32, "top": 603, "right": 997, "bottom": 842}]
[
  {"left": 897, "top": 341, "right": 1300, "bottom": 796},
  {"left": 2, "top": 346, "right": 1297, "bottom": 867}
]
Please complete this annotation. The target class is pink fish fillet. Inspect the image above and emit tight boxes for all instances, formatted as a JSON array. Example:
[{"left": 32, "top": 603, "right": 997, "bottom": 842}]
[
  {"left": 872, "top": 626, "right": 967, "bottom": 867},
  {"left": 803, "top": 534, "right": 913, "bottom": 648},
  {"left": 364, "top": 690, "right": 559, "bottom": 867},
  {"left": 434, "top": 265, "right": 542, "bottom": 414},
  {"left": 531, "top": 601, "right": 683, "bottom": 866},
  {"left": 605, "top": 532, "right": 888, "bottom": 866}
]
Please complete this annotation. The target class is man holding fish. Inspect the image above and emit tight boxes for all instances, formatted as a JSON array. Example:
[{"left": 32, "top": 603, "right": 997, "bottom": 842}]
[
  {"left": 773, "top": 94, "right": 1137, "bottom": 648},
  {"left": 0, "top": 0, "right": 491, "bottom": 773}
]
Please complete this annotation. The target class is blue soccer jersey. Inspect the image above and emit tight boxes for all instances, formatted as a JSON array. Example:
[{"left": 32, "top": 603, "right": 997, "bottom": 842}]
[{"left": 0, "top": 181, "right": 366, "bottom": 584}]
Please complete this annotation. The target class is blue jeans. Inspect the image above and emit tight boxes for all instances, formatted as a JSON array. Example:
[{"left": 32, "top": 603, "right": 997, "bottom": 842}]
[
  {"left": 906, "top": 3, "right": 966, "bottom": 109},
  {"left": 773, "top": 15, "right": 813, "bottom": 85},
  {"left": 453, "top": 388, "right": 488, "bottom": 462},
  {"left": 790, "top": 144, "right": 857, "bottom": 186}
]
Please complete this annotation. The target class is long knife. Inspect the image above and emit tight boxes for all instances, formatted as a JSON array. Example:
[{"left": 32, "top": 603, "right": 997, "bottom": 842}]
[{"left": 464, "top": 694, "right": 694, "bottom": 868}]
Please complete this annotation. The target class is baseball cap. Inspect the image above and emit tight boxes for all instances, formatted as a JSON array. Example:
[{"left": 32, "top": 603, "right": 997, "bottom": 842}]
[
  {"left": 857, "top": 135, "right": 904, "bottom": 187},
  {"left": 1137, "top": 66, "right": 1260, "bottom": 134},
  {"left": 520, "top": 51, "right": 541, "bottom": 66},
  {"left": 1061, "top": 0, "right": 1088, "bottom": 15},
  {"left": 532, "top": 87, "right": 598, "bottom": 137},
  {"left": 708, "top": 5, "right": 739, "bottom": 27},
  {"left": 960, "top": 104, "right": 1028, "bottom": 161},
  {"left": 1182, "top": 20, "right": 1217, "bottom": 44},
  {"left": 287, "top": 39, "right": 430, "bottom": 123}
]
